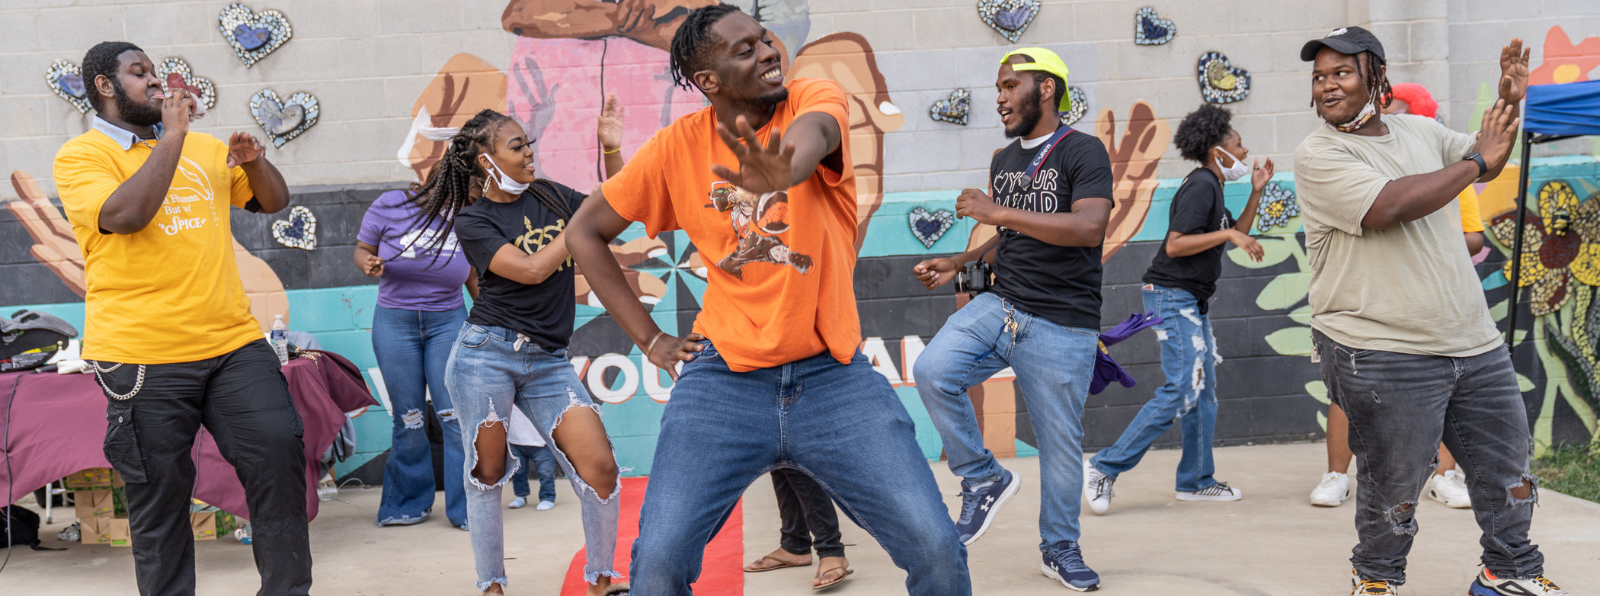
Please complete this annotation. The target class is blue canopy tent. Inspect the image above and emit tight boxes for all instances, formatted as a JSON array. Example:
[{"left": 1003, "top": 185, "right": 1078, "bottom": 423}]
[{"left": 1506, "top": 79, "right": 1600, "bottom": 352}]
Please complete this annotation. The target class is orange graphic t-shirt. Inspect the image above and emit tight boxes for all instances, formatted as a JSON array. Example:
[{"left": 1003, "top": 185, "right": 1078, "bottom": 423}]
[{"left": 602, "top": 78, "right": 858, "bottom": 372}]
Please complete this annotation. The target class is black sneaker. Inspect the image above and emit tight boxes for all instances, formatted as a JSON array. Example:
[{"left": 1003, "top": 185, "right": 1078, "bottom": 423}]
[
  {"left": 955, "top": 468, "right": 1020, "bottom": 545},
  {"left": 1041, "top": 541, "right": 1099, "bottom": 592}
]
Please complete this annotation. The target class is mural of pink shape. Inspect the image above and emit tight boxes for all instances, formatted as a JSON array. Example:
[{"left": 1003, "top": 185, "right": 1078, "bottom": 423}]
[{"left": 507, "top": 37, "right": 706, "bottom": 192}]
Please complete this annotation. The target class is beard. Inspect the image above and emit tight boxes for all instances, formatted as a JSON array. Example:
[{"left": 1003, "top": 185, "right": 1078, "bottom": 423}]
[
  {"left": 1004, "top": 86, "right": 1044, "bottom": 139},
  {"left": 755, "top": 85, "right": 790, "bottom": 106},
  {"left": 111, "top": 78, "right": 163, "bottom": 127}
]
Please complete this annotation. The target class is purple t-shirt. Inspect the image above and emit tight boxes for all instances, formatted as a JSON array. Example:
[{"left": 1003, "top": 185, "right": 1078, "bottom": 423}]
[{"left": 357, "top": 190, "right": 471, "bottom": 311}]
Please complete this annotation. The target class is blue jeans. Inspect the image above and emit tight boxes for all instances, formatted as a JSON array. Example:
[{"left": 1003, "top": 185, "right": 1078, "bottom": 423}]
[
  {"left": 913, "top": 292, "right": 1098, "bottom": 548},
  {"left": 629, "top": 343, "right": 970, "bottom": 596},
  {"left": 510, "top": 443, "right": 558, "bottom": 503},
  {"left": 445, "top": 323, "right": 620, "bottom": 590},
  {"left": 1091, "top": 285, "right": 1219, "bottom": 492},
  {"left": 372, "top": 305, "right": 469, "bottom": 527}
]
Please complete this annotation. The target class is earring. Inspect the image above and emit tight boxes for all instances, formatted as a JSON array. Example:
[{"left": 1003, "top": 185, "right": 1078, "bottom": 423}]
[{"left": 482, "top": 174, "right": 492, "bottom": 196}]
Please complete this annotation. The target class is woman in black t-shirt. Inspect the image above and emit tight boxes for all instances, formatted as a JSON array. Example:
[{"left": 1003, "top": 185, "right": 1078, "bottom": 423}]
[
  {"left": 1084, "top": 104, "right": 1274, "bottom": 513},
  {"left": 416, "top": 108, "right": 630, "bottom": 596}
]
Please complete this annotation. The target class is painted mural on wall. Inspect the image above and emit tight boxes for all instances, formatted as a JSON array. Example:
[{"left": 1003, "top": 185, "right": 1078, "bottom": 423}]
[{"left": 7, "top": 13, "right": 1600, "bottom": 481}]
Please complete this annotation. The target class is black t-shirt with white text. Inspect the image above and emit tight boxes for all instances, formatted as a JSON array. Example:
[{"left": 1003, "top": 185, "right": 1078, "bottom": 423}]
[
  {"left": 1143, "top": 168, "right": 1234, "bottom": 302},
  {"left": 455, "top": 181, "right": 586, "bottom": 351},
  {"left": 988, "top": 130, "right": 1116, "bottom": 330}
]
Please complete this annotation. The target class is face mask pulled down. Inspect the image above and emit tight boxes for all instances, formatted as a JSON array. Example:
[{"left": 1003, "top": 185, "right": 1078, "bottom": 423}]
[
  {"left": 1328, "top": 100, "right": 1377, "bottom": 133},
  {"left": 481, "top": 153, "right": 530, "bottom": 195},
  {"left": 1213, "top": 146, "right": 1250, "bottom": 181}
]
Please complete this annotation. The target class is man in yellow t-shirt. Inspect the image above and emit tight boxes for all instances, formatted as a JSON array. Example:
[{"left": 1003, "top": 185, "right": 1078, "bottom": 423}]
[{"left": 52, "top": 42, "right": 308, "bottom": 596}]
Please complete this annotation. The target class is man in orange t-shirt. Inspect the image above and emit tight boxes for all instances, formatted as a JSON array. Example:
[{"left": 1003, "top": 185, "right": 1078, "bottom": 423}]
[{"left": 567, "top": 6, "right": 970, "bottom": 595}]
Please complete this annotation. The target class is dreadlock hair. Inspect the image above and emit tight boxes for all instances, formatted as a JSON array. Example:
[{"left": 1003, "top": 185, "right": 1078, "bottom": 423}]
[
  {"left": 82, "top": 41, "right": 143, "bottom": 112},
  {"left": 1174, "top": 104, "right": 1232, "bottom": 163},
  {"left": 406, "top": 109, "right": 573, "bottom": 262},
  {"left": 669, "top": 3, "right": 744, "bottom": 91}
]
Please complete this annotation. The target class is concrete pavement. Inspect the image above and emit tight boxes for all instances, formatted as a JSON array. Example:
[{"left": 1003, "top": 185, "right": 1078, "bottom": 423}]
[{"left": 4, "top": 443, "right": 1598, "bottom": 595}]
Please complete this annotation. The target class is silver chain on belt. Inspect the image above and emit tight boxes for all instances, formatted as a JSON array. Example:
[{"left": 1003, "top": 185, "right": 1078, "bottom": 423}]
[{"left": 90, "top": 361, "right": 146, "bottom": 401}]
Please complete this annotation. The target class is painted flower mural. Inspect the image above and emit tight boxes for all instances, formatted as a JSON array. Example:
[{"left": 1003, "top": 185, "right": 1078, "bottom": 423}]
[
  {"left": 1530, "top": 25, "right": 1600, "bottom": 86},
  {"left": 1491, "top": 181, "right": 1600, "bottom": 317}
]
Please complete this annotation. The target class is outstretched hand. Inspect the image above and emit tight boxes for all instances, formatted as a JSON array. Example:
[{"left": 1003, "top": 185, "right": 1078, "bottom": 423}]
[
  {"left": 711, "top": 115, "right": 797, "bottom": 195},
  {"left": 226, "top": 131, "right": 265, "bottom": 169},
  {"left": 1250, "top": 157, "right": 1276, "bottom": 192},
  {"left": 1498, "top": 37, "right": 1531, "bottom": 105},
  {"left": 1477, "top": 99, "right": 1523, "bottom": 172},
  {"left": 647, "top": 332, "right": 707, "bottom": 381},
  {"left": 598, "top": 93, "right": 625, "bottom": 152}
]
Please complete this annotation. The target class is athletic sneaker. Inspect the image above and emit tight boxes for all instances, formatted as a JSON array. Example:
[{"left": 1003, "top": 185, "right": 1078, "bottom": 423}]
[
  {"left": 1427, "top": 470, "right": 1472, "bottom": 509},
  {"left": 536, "top": 500, "right": 555, "bottom": 511},
  {"left": 955, "top": 468, "right": 1020, "bottom": 545},
  {"left": 1352, "top": 578, "right": 1397, "bottom": 595},
  {"left": 1470, "top": 569, "right": 1569, "bottom": 595},
  {"left": 1176, "top": 481, "right": 1242, "bottom": 501},
  {"left": 1311, "top": 472, "right": 1352, "bottom": 507},
  {"left": 509, "top": 496, "right": 528, "bottom": 509},
  {"left": 1041, "top": 541, "right": 1099, "bottom": 592},
  {"left": 1083, "top": 460, "right": 1114, "bottom": 515}
]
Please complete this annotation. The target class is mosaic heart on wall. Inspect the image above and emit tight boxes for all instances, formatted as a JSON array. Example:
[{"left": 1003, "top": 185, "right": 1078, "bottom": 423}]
[
  {"left": 271, "top": 205, "right": 317, "bottom": 250},
  {"left": 977, "top": 0, "right": 1041, "bottom": 43},
  {"left": 45, "top": 60, "right": 91, "bottom": 114},
  {"left": 1198, "top": 52, "right": 1251, "bottom": 104},
  {"left": 909, "top": 207, "right": 955, "bottom": 249},
  {"left": 250, "top": 89, "right": 319, "bottom": 147},
  {"left": 1059, "top": 87, "right": 1089, "bottom": 125},
  {"left": 930, "top": 88, "right": 971, "bottom": 126},
  {"left": 155, "top": 58, "right": 216, "bottom": 119},
  {"left": 1134, "top": 7, "right": 1175, "bottom": 45},
  {"left": 219, "top": 3, "right": 292, "bottom": 67}
]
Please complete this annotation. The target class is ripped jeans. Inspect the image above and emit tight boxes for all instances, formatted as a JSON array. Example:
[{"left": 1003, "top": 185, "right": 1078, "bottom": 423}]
[
  {"left": 1313, "top": 330, "right": 1543, "bottom": 584},
  {"left": 1091, "top": 285, "right": 1220, "bottom": 492},
  {"left": 372, "top": 305, "right": 469, "bottom": 527},
  {"left": 444, "top": 323, "right": 620, "bottom": 590}
]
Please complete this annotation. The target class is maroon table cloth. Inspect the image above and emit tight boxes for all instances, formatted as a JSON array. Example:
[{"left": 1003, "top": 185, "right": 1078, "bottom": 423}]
[{"left": 0, "top": 350, "right": 377, "bottom": 522}]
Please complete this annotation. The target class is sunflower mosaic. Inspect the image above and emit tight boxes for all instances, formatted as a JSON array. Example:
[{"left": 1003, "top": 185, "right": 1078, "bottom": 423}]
[
  {"left": 1490, "top": 180, "right": 1600, "bottom": 317},
  {"left": 1255, "top": 182, "right": 1299, "bottom": 231}
]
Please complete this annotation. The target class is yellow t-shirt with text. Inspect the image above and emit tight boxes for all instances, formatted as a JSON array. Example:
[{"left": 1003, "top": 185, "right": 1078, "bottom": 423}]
[{"left": 53, "top": 129, "right": 262, "bottom": 364}]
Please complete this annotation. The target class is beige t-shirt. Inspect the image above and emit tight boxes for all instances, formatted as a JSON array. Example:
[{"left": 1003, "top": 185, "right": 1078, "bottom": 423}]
[{"left": 1294, "top": 114, "right": 1499, "bottom": 357}]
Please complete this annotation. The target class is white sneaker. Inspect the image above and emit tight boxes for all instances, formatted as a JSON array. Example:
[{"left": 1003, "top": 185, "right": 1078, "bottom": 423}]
[
  {"left": 1176, "top": 481, "right": 1242, "bottom": 501},
  {"left": 508, "top": 496, "right": 528, "bottom": 509},
  {"left": 1427, "top": 470, "right": 1472, "bottom": 509},
  {"left": 1083, "top": 460, "right": 1114, "bottom": 515},
  {"left": 1311, "top": 472, "right": 1352, "bottom": 507},
  {"left": 1473, "top": 569, "right": 1570, "bottom": 595},
  {"left": 536, "top": 500, "right": 555, "bottom": 511}
]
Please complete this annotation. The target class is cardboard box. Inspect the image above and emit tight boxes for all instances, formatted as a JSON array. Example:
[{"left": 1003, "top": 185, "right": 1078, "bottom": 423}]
[
  {"left": 107, "top": 518, "right": 131, "bottom": 547},
  {"left": 73, "top": 489, "right": 114, "bottom": 519},
  {"left": 63, "top": 468, "right": 114, "bottom": 489},
  {"left": 79, "top": 516, "right": 112, "bottom": 545},
  {"left": 191, "top": 511, "right": 218, "bottom": 540}
]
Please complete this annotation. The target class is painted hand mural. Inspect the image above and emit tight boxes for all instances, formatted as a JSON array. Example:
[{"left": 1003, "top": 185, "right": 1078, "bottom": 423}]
[
  {"left": 1095, "top": 100, "right": 1170, "bottom": 261},
  {"left": 7, "top": 171, "right": 289, "bottom": 332}
]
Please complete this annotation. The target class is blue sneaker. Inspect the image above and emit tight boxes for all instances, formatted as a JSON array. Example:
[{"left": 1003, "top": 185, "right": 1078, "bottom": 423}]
[
  {"left": 1042, "top": 541, "right": 1099, "bottom": 592},
  {"left": 955, "top": 469, "right": 1021, "bottom": 545}
]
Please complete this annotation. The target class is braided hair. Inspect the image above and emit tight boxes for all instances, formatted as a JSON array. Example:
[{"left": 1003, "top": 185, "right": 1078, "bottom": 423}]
[
  {"left": 406, "top": 109, "right": 573, "bottom": 261},
  {"left": 669, "top": 3, "right": 743, "bottom": 91}
]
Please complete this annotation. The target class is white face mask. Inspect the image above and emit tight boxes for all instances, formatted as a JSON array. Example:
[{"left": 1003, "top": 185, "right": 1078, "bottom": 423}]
[
  {"left": 1213, "top": 146, "right": 1250, "bottom": 181},
  {"left": 480, "top": 153, "right": 530, "bottom": 195}
]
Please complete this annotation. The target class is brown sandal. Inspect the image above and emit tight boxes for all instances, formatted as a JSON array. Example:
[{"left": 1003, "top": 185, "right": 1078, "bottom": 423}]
[
  {"left": 813, "top": 565, "right": 853, "bottom": 590},
  {"left": 744, "top": 554, "right": 810, "bottom": 573}
]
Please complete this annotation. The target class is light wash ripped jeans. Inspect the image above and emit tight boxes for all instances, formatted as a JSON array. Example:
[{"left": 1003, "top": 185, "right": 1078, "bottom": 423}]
[{"left": 444, "top": 323, "right": 621, "bottom": 590}]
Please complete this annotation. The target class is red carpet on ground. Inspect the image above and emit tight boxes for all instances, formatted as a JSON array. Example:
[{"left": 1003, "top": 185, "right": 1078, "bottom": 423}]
[{"left": 560, "top": 477, "right": 744, "bottom": 595}]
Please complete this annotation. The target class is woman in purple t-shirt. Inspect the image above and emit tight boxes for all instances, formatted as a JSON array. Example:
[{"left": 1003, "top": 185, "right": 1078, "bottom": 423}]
[{"left": 356, "top": 186, "right": 477, "bottom": 529}]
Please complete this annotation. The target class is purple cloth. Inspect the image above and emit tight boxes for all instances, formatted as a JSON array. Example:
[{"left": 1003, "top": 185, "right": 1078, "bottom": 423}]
[
  {"left": 1090, "top": 312, "right": 1164, "bottom": 395},
  {"left": 357, "top": 190, "right": 471, "bottom": 311},
  {"left": 0, "top": 352, "right": 377, "bottom": 521}
]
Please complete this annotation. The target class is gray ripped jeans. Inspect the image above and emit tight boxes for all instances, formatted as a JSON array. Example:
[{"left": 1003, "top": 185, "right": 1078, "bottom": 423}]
[{"left": 1313, "top": 330, "right": 1543, "bottom": 584}]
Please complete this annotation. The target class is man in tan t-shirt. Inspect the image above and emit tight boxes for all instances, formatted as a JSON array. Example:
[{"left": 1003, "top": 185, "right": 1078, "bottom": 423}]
[{"left": 1294, "top": 27, "right": 1568, "bottom": 596}]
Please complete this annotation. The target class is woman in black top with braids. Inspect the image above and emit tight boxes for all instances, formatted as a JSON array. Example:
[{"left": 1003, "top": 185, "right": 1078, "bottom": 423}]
[{"left": 427, "top": 108, "right": 631, "bottom": 596}]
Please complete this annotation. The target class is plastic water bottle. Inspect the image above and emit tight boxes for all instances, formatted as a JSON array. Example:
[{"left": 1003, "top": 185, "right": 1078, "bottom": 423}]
[{"left": 270, "top": 315, "right": 289, "bottom": 365}]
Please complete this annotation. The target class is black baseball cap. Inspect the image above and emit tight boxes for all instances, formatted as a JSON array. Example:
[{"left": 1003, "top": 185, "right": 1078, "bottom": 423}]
[{"left": 1300, "top": 26, "right": 1386, "bottom": 63}]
